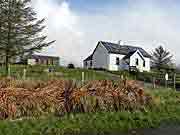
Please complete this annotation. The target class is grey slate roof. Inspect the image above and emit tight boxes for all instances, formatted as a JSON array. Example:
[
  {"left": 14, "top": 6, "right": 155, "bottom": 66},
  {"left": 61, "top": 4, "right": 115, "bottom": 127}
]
[
  {"left": 84, "top": 54, "right": 93, "bottom": 62},
  {"left": 100, "top": 41, "right": 151, "bottom": 58},
  {"left": 122, "top": 50, "right": 136, "bottom": 60},
  {"left": 30, "top": 55, "right": 59, "bottom": 60},
  {"left": 122, "top": 51, "right": 145, "bottom": 61}
]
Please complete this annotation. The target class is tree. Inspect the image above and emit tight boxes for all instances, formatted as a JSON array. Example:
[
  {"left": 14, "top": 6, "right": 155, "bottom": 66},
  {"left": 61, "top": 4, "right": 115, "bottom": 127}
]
[
  {"left": 151, "top": 46, "right": 173, "bottom": 70},
  {"left": 0, "top": 0, "right": 55, "bottom": 75}
]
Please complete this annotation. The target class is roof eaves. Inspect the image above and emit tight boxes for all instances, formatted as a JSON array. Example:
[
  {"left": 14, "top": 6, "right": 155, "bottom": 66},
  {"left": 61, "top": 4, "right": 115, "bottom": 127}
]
[{"left": 84, "top": 54, "right": 93, "bottom": 62}]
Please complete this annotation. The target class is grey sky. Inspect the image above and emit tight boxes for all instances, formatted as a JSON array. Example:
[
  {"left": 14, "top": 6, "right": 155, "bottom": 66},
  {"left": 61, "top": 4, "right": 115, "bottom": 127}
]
[{"left": 31, "top": 0, "right": 180, "bottom": 66}]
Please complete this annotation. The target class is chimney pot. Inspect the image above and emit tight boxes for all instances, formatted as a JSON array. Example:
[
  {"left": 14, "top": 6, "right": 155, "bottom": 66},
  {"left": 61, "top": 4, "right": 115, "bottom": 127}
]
[{"left": 118, "top": 40, "right": 124, "bottom": 45}]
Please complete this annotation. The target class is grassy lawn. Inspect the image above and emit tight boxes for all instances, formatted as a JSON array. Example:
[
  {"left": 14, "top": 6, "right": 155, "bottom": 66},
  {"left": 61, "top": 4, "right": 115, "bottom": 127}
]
[
  {"left": 1, "top": 88, "right": 180, "bottom": 135},
  {"left": 0, "top": 65, "right": 119, "bottom": 81}
]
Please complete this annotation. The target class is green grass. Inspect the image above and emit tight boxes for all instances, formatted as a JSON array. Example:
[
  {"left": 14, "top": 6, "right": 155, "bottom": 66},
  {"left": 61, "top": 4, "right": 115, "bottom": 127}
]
[
  {"left": 54, "top": 67, "right": 114, "bottom": 81},
  {"left": 108, "top": 70, "right": 133, "bottom": 79},
  {"left": 0, "top": 112, "right": 159, "bottom": 135},
  {"left": 0, "top": 65, "right": 119, "bottom": 81},
  {"left": 1, "top": 88, "right": 180, "bottom": 135}
]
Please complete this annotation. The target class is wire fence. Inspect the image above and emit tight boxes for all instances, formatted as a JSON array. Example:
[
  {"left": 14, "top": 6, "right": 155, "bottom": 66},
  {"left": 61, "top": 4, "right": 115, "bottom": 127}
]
[
  {"left": 134, "top": 71, "right": 178, "bottom": 90},
  {"left": 1, "top": 65, "right": 180, "bottom": 90},
  {"left": 0, "top": 65, "right": 120, "bottom": 83}
]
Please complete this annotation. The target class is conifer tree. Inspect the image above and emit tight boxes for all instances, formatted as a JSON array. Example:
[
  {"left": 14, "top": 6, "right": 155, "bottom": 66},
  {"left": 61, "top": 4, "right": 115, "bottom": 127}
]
[
  {"left": 152, "top": 46, "right": 173, "bottom": 70},
  {"left": 0, "top": 0, "right": 55, "bottom": 75}
]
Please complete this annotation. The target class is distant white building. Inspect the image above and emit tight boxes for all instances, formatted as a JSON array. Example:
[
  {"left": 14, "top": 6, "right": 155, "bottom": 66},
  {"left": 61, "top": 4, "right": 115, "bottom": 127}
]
[
  {"left": 83, "top": 41, "right": 151, "bottom": 72},
  {"left": 27, "top": 55, "right": 59, "bottom": 66}
]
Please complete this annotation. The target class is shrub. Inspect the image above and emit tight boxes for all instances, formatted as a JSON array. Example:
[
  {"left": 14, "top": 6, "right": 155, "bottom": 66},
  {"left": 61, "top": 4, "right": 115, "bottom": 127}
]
[
  {"left": 93, "top": 68, "right": 106, "bottom": 71},
  {"left": 136, "top": 72, "right": 154, "bottom": 82},
  {"left": 67, "top": 63, "right": 75, "bottom": 69}
]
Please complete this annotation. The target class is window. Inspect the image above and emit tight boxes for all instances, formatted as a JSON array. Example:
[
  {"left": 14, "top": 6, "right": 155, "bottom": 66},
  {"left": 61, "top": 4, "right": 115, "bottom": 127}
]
[
  {"left": 35, "top": 59, "right": 39, "bottom": 63},
  {"left": 143, "top": 61, "right": 146, "bottom": 67},
  {"left": 85, "top": 61, "right": 88, "bottom": 67},
  {"left": 116, "top": 57, "right": 120, "bottom": 65},
  {"left": 41, "top": 59, "right": 44, "bottom": 65},
  {"left": 136, "top": 58, "right": 139, "bottom": 66},
  {"left": 90, "top": 61, "right": 93, "bottom": 67}
]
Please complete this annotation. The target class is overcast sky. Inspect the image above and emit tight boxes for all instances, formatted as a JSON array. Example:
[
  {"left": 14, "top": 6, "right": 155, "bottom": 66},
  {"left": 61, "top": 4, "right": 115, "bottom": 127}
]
[{"left": 31, "top": 0, "right": 180, "bottom": 66}]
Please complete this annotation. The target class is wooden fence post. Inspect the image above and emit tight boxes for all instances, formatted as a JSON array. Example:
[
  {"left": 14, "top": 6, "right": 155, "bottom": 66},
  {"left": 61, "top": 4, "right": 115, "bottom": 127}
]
[
  {"left": 23, "top": 68, "right": 27, "bottom": 80},
  {"left": 165, "top": 73, "right": 168, "bottom": 88},
  {"left": 82, "top": 72, "right": 85, "bottom": 85},
  {"left": 121, "top": 75, "right": 124, "bottom": 80},
  {"left": 153, "top": 77, "right": 156, "bottom": 89},
  {"left": 8, "top": 65, "right": 11, "bottom": 77}
]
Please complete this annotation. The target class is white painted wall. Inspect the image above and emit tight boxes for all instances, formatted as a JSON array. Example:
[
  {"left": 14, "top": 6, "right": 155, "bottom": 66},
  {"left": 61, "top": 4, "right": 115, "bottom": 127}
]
[
  {"left": 143, "top": 57, "right": 151, "bottom": 72},
  {"left": 92, "top": 43, "right": 109, "bottom": 69},
  {"left": 129, "top": 50, "right": 150, "bottom": 72},
  {"left": 28, "top": 59, "right": 36, "bottom": 65},
  {"left": 108, "top": 53, "right": 126, "bottom": 71}
]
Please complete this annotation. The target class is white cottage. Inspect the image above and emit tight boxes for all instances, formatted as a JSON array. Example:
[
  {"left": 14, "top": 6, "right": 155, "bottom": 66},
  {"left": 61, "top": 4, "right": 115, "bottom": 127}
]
[{"left": 83, "top": 41, "right": 151, "bottom": 72}]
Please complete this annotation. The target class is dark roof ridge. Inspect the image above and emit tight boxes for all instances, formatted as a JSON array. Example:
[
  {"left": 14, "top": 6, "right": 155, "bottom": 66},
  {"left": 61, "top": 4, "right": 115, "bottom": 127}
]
[
  {"left": 31, "top": 54, "right": 59, "bottom": 59},
  {"left": 100, "top": 41, "right": 143, "bottom": 49}
]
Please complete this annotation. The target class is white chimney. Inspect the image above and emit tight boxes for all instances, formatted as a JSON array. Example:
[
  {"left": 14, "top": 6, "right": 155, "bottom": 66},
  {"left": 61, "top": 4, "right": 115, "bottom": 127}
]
[{"left": 118, "top": 40, "right": 124, "bottom": 45}]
